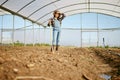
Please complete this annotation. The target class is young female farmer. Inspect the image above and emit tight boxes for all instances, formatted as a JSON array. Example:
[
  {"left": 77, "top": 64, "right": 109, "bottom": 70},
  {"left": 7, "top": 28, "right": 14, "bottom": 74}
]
[{"left": 48, "top": 10, "right": 65, "bottom": 52}]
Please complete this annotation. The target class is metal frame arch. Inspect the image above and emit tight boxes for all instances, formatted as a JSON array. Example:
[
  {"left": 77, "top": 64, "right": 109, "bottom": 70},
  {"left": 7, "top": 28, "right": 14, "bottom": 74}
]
[
  {"left": 1, "top": 1, "right": 120, "bottom": 27},
  {"left": 64, "top": 8, "right": 120, "bottom": 17},
  {"left": 17, "top": 0, "right": 36, "bottom": 13},
  {"left": 0, "top": 0, "right": 8, "bottom": 6},
  {"left": 35, "top": 2, "right": 120, "bottom": 22},
  {"left": 41, "top": 8, "right": 120, "bottom": 25},
  {"left": 27, "top": 0, "right": 60, "bottom": 18}
]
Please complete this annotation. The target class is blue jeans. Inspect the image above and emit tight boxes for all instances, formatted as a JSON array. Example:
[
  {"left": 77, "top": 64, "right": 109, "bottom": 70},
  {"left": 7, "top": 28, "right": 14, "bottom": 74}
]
[{"left": 52, "top": 28, "right": 61, "bottom": 45}]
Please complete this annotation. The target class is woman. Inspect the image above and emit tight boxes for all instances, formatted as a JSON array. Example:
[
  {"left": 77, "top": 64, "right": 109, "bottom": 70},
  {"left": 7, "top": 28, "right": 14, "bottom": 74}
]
[{"left": 48, "top": 10, "right": 65, "bottom": 52}]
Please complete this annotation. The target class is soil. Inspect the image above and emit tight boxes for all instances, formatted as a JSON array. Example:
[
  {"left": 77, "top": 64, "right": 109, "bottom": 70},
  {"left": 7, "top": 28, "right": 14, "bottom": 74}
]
[{"left": 0, "top": 46, "right": 120, "bottom": 80}]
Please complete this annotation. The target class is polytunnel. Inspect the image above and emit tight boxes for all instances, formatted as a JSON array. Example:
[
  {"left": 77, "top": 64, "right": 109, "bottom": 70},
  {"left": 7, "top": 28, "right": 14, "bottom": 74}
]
[
  {"left": 0, "top": 1, "right": 120, "bottom": 80},
  {"left": 1, "top": 0, "right": 120, "bottom": 25},
  {"left": 0, "top": 0, "right": 120, "bottom": 47}
]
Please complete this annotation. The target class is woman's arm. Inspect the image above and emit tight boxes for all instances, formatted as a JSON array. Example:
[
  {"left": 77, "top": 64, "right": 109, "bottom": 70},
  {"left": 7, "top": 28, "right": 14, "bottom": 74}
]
[
  {"left": 59, "top": 13, "right": 65, "bottom": 21},
  {"left": 47, "top": 18, "right": 54, "bottom": 27},
  {"left": 47, "top": 19, "right": 52, "bottom": 27}
]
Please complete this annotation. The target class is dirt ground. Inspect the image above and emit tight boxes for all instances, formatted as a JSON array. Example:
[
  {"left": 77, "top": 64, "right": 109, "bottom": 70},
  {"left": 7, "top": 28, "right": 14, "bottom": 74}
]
[{"left": 0, "top": 46, "right": 120, "bottom": 80}]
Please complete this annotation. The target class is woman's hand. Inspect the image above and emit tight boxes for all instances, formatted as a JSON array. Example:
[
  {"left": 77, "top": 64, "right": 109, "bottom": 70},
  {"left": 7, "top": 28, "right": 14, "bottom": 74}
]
[{"left": 59, "top": 13, "right": 65, "bottom": 21}]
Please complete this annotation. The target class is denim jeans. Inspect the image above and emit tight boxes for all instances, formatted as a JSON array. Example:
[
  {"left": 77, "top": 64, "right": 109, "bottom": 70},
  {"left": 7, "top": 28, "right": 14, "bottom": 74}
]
[
  {"left": 52, "top": 28, "right": 61, "bottom": 45},
  {"left": 52, "top": 19, "right": 61, "bottom": 45}
]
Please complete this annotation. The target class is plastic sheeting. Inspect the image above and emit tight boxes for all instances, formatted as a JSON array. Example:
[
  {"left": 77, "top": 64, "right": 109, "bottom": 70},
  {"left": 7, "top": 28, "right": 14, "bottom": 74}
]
[{"left": 0, "top": 0, "right": 120, "bottom": 26}]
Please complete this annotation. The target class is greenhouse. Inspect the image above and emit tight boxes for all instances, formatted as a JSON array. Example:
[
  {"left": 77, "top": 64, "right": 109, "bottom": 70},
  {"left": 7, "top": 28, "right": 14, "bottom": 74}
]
[{"left": 0, "top": 0, "right": 120, "bottom": 80}]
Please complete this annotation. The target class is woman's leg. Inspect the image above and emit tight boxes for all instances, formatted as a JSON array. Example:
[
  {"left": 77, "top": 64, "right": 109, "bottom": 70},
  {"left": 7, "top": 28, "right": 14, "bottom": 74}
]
[
  {"left": 52, "top": 29, "right": 56, "bottom": 46},
  {"left": 56, "top": 31, "right": 61, "bottom": 51}
]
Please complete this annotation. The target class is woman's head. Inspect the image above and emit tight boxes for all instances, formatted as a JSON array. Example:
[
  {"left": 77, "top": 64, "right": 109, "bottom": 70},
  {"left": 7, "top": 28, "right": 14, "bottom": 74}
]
[{"left": 53, "top": 10, "right": 60, "bottom": 19}]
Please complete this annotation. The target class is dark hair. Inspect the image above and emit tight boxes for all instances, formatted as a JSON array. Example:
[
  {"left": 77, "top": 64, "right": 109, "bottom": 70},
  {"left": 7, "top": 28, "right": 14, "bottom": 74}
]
[{"left": 53, "top": 10, "right": 60, "bottom": 19}]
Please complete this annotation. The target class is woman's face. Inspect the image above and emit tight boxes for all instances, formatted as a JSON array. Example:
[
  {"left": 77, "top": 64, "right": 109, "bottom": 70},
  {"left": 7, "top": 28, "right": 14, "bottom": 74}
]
[{"left": 55, "top": 11, "right": 60, "bottom": 18}]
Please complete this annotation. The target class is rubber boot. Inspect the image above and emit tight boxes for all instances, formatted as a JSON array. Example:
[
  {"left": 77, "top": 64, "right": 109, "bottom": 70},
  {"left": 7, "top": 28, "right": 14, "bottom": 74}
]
[
  {"left": 56, "top": 45, "right": 59, "bottom": 51},
  {"left": 51, "top": 45, "right": 55, "bottom": 52}
]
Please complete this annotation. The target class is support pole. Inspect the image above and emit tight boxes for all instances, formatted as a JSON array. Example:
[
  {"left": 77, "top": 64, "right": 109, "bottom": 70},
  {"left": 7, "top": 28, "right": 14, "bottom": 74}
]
[
  {"left": 80, "top": 14, "right": 82, "bottom": 47},
  {"left": 88, "top": 0, "right": 90, "bottom": 12},
  {"left": 89, "top": 32, "right": 91, "bottom": 46},
  {"left": 44, "top": 28, "right": 46, "bottom": 44},
  {"left": 24, "top": 19, "right": 26, "bottom": 46},
  {"left": 33, "top": 23, "right": 34, "bottom": 46},
  {"left": 39, "top": 25, "right": 40, "bottom": 44},
  {"left": 12, "top": 15, "right": 15, "bottom": 46},
  {"left": 1, "top": 15, "right": 3, "bottom": 45},
  {"left": 97, "top": 13, "right": 99, "bottom": 47}
]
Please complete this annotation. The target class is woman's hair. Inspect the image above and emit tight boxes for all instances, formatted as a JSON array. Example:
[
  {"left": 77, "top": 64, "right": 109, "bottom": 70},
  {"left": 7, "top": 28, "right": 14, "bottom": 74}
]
[
  {"left": 53, "top": 10, "right": 60, "bottom": 18},
  {"left": 53, "top": 10, "right": 65, "bottom": 21}
]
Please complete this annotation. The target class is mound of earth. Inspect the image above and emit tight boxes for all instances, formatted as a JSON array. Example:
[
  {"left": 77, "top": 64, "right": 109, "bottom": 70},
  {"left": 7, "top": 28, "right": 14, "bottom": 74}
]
[{"left": 0, "top": 46, "right": 120, "bottom": 80}]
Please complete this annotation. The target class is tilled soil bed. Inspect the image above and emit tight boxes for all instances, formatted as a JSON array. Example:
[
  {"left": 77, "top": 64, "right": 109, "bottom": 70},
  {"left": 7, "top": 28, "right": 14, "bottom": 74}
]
[{"left": 0, "top": 46, "right": 120, "bottom": 80}]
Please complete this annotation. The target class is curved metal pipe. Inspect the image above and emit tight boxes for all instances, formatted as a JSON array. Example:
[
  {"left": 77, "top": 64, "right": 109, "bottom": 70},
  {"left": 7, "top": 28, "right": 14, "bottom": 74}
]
[{"left": 35, "top": 2, "right": 120, "bottom": 22}]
